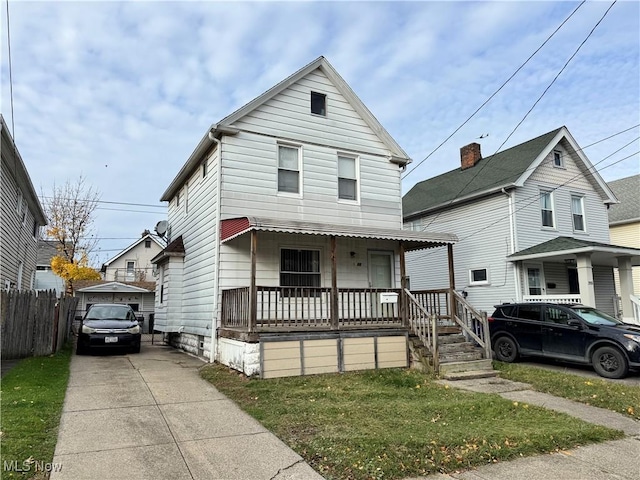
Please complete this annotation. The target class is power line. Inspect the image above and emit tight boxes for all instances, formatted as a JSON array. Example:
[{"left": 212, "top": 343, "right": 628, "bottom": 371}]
[
  {"left": 420, "top": 1, "right": 618, "bottom": 230},
  {"left": 95, "top": 207, "right": 164, "bottom": 214},
  {"left": 401, "top": 0, "right": 587, "bottom": 181},
  {"left": 39, "top": 196, "right": 165, "bottom": 209}
]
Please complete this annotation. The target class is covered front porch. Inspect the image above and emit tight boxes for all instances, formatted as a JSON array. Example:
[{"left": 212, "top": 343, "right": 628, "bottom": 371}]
[
  {"left": 509, "top": 237, "right": 640, "bottom": 323},
  {"left": 216, "top": 217, "right": 492, "bottom": 377}
]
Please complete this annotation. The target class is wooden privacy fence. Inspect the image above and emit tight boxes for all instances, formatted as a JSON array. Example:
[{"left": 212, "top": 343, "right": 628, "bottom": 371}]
[{"left": 1, "top": 290, "right": 79, "bottom": 360}]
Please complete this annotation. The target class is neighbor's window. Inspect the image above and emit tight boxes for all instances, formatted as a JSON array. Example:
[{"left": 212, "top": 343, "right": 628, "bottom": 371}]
[
  {"left": 553, "top": 150, "right": 564, "bottom": 168},
  {"left": 280, "top": 248, "right": 321, "bottom": 295},
  {"left": 278, "top": 145, "right": 300, "bottom": 194},
  {"left": 571, "top": 195, "right": 585, "bottom": 232},
  {"left": 540, "top": 190, "right": 555, "bottom": 228},
  {"left": 469, "top": 268, "right": 489, "bottom": 285},
  {"left": 145, "top": 239, "right": 151, "bottom": 248},
  {"left": 176, "top": 192, "right": 181, "bottom": 207},
  {"left": 202, "top": 161, "right": 208, "bottom": 178},
  {"left": 311, "top": 91, "right": 326, "bottom": 116},
  {"left": 338, "top": 155, "right": 358, "bottom": 201}
]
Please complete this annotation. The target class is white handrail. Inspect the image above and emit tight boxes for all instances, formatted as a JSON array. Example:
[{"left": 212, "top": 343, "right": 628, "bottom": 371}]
[{"left": 630, "top": 295, "right": 640, "bottom": 324}]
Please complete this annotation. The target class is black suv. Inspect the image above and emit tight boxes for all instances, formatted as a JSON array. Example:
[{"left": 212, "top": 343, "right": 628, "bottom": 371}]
[{"left": 489, "top": 303, "right": 640, "bottom": 379}]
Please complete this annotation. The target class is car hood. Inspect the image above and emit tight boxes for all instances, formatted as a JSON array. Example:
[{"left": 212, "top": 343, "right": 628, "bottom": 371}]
[
  {"left": 616, "top": 323, "right": 640, "bottom": 334},
  {"left": 83, "top": 319, "right": 139, "bottom": 329}
]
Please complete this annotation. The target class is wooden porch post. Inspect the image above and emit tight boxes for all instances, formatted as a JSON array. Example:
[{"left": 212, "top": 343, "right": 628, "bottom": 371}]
[
  {"left": 249, "top": 229, "right": 257, "bottom": 333},
  {"left": 399, "top": 242, "right": 407, "bottom": 326},
  {"left": 447, "top": 243, "right": 456, "bottom": 323},
  {"left": 330, "top": 235, "right": 339, "bottom": 329}
]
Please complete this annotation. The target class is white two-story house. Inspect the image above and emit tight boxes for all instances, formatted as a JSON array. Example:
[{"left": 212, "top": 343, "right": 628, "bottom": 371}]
[
  {"left": 101, "top": 232, "right": 163, "bottom": 282},
  {"left": 403, "top": 127, "right": 640, "bottom": 323},
  {"left": 152, "top": 57, "right": 458, "bottom": 378}
]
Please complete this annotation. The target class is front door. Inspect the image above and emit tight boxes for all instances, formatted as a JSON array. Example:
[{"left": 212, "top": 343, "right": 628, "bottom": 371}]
[
  {"left": 368, "top": 251, "right": 394, "bottom": 319},
  {"left": 525, "top": 264, "right": 545, "bottom": 296}
]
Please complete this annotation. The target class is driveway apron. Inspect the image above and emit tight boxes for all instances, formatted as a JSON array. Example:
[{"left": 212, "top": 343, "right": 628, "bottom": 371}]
[{"left": 51, "top": 337, "right": 323, "bottom": 480}]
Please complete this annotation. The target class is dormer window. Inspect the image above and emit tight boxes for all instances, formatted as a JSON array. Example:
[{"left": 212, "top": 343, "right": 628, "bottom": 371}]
[
  {"left": 553, "top": 150, "right": 564, "bottom": 168},
  {"left": 311, "top": 92, "right": 326, "bottom": 116}
]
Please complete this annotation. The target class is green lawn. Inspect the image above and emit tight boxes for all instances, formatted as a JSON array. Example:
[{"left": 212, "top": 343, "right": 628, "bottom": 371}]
[
  {"left": 494, "top": 361, "right": 640, "bottom": 420},
  {"left": 1, "top": 344, "right": 72, "bottom": 479},
  {"left": 201, "top": 365, "right": 623, "bottom": 480}
]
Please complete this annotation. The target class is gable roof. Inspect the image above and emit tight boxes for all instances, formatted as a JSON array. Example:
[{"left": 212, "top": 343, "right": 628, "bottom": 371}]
[
  {"left": 76, "top": 281, "right": 154, "bottom": 294},
  {"left": 37, "top": 240, "right": 59, "bottom": 265},
  {"left": 102, "top": 234, "right": 163, "bottom": 267},
  {"left": 161, "top": 56, "right": 410, "bottom": 202},
  {"left": 607, "top": 174, "right": 640, "bottom": 225},
  {"left": 403, "top": 126, "right": 618, "bottom": 219}
]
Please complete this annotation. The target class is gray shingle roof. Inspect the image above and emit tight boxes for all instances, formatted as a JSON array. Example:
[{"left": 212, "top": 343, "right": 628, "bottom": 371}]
[
  {"left": 607, "top": 174, "right": 640, "bottom": 225},
  {"left": 403, "top": 127, "right": 563, "bottom": 218},
  {"left": 507, "top": 236, "right": 640, "bottom": 259}
]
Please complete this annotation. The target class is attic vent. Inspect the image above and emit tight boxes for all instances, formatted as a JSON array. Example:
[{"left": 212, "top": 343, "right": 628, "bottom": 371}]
[{"left": 311, "top": 92, "right": 326, "bottom": 116}]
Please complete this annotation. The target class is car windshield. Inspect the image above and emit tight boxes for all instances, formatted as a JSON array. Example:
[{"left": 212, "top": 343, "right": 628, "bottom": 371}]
[
  {"left": 86, "top": 306, "right": 132, "bottom": 321},
  {"left": 572, "top": 307, "right": 621, "bottom": 326}
]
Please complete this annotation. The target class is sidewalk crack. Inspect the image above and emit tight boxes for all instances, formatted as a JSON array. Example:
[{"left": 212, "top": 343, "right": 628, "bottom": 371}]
[{"left": 269, "top": 458, "right": 307, "bottom": 480}]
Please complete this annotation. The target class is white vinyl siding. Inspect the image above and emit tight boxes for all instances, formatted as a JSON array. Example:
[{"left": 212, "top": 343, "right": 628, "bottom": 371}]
[
  {"left": 515, "top": 143, "right": 611, "bottom": 249},
  {"left": 405, "top": 193, "right": 515, "bottom": 312}
]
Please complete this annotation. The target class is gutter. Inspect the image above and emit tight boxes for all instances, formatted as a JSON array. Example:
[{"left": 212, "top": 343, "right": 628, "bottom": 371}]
[{"left": 210, "top": 130, "right": 223, "bottom": 363}]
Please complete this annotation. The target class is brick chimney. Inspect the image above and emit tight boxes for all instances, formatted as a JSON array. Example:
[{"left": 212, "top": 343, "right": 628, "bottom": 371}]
[{"left": 460, "top": 143, "right": 482, "bottom": 170}]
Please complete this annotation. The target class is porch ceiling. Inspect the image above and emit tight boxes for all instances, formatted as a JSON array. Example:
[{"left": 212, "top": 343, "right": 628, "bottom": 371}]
[
  {"left": 507, "top": 236, "right": 640, "bottom": 267},
  {"left": 220, "top": 216, "right": 457, "bottom": 251}
]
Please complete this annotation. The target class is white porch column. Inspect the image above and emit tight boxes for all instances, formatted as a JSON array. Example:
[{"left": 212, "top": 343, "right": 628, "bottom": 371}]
[
  {"left": 617, "top": 256, "right": 636, "bottom": 323},
  {"left": 576, "top": 253, "right": 596, "bottom": 308}
]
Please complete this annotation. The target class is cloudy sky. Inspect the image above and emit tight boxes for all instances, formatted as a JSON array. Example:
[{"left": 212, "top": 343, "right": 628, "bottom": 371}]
[{"left": 2, "top": 0, "right": 638, "bottom": 265}]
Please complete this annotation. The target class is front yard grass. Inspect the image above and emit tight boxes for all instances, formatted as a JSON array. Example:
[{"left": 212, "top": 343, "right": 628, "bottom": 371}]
[
  {"left": 0, "top": 343, "right": 72, "bottom": 479},
  {"left": 201, "top": 365, "right": 623, "bottom": 480},
  {"left": 494, "top": 361, "right": 640, "bottom": 420}
]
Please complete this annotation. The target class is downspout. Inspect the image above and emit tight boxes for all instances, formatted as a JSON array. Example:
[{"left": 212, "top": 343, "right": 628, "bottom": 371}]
[
  {"left": 209, "top": 132, "right": 223, "bottom": 363},
  {"left": 502, "top": 188, "right": 521, "bottom": 301}
]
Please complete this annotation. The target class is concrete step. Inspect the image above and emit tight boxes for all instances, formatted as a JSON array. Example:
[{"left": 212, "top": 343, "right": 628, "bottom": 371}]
[
  {"left": 439, "top": 358, "right": 494, "bottom": 375},
  {"left": 442, "top": 369, "right": 500, "bottom": 381},
  {"left": 439, "top": 351, "right": 484, "bottom": 363}
]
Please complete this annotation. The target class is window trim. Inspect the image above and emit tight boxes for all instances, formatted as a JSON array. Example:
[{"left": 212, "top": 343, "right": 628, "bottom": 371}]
[
  {"left": 469, "top": 267, "right": 490, "bottom": 286},
  {"left": 571, "top": 194, "right": 586, "bottom": 233},
  {"left": 540, "top": 189, "right": 555, "bottom": 229},
  {"left": 277, "top": 143, "right": 303, "bottom": 197},
  {"left": 310, "top": 91, "right": 327, "bottom": 117},
  {"left": 337, "top": 153, "right": 360, "bottom": 204},
  {"left": 552, "top": 150, "right": 564, "bottom": 168}
]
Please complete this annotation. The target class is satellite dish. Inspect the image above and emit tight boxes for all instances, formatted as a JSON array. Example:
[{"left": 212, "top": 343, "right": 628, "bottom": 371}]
[{"left": 155, "top": 221, "right": 168, "bottom": 237}]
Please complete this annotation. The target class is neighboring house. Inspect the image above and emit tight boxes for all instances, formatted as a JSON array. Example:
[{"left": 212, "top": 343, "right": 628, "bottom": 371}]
[
  {"left": 1, "top": 114, "right": 47, "bottom": 291},
  {"left": 152, "top": 56, "right": 458, "bottom": 377},
  {"left": 75, "top": 281, "right": 156, "bottom": 333},
  {"left": 607, "top": 174, "right": 640, "bottom": 321},
  {"left": 403, "top": 126, "right": 640, "bottom": 324},
  {"left": 35, "top": 239, "right": 65, "bottom": 294},
  {"left": 101, "top": 232, "right": 163, "bottom": 282}
]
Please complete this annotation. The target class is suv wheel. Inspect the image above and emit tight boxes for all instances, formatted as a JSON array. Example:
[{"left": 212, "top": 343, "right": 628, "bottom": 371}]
[
  {"left": 494, "top": 336, "right": 518, "bottom": 363},
  {"left": 592, "top": 346, "right": 628, "bottom": 379}
]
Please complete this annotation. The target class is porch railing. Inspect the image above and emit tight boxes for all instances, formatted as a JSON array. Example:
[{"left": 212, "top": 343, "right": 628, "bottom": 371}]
[
  {"left": 523, "top": 294, "right": 582, "bottom": 304},
  {"left": 220, "top": 286, "right": 403, "bottom": 331},
  {"left": 405, "top": 289, "right": 438, "bottom": 371},
  {"left": 630, "top": 295, "right": 640, "bottom": 324},
  {"left": 452, "top": 291, "right": 491, "bottom": 360}
]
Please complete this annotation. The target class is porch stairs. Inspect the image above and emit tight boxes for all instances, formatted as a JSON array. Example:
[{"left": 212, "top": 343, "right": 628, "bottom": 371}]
[
  {"left": 406, "top": 289, "right": 498, "bottom": 380},
  {"left": 410, "top": 332, "right": 498, "bottom": 380}
]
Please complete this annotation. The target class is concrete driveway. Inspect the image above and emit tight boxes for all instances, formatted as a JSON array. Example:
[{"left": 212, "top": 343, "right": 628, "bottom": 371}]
[
  {"left": 51, "top": 336, "right": 323, "bottom": 480},
  {"left": 517, "top": 358, "right": 640, "bottom": 386}
]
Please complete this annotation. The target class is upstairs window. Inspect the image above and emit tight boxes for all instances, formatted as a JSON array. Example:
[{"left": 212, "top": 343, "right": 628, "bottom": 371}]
[
  {"left": 553, "top": 150, "right": 564, "bottom": 168},
  {"left": 311, "top": 91, "right": 326, "bottom": 116},
  {"left": 571, "top": 195, "right": 585, "bottom": 232},
  {"left": 338, "top": 155, "right": 358, "bottom": 201},
  {"left": 145, "top": 239, "right": 151, "bottom": 248},
  {"left": 540, "top": 190, "right": 555, "bottom": 228},
  {"left": 278, "top": 145, "right": 300, "bottom": 194},
  {"left": 176, "top": 192, "right": 181, "bottom": 207}
]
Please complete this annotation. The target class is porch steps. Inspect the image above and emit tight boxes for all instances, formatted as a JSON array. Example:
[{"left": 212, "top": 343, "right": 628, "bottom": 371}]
[{"left": 439, "top": 359, "right": 498, "bottom": 380}]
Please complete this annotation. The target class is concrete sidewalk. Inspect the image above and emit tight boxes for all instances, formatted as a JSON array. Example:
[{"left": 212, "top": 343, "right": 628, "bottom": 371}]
[
  {"left": 51, "top": 339, "right": 323, "bottom": 480},
  {"left": 426, "top": 376, "right": 640, "bottom": 480}
]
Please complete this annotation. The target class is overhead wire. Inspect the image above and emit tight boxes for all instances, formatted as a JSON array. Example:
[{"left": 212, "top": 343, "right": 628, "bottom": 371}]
[
  {"left": 401, "top": 0, "right": 587, "bottom": 181},
  {"left": 420, "top": 0, "right": 618, "bottom": 231}
]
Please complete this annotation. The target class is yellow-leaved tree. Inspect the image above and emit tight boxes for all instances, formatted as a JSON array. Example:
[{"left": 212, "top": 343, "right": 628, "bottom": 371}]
[{"left": 43, "top": 176, "right": 101, "bottom": 295}]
